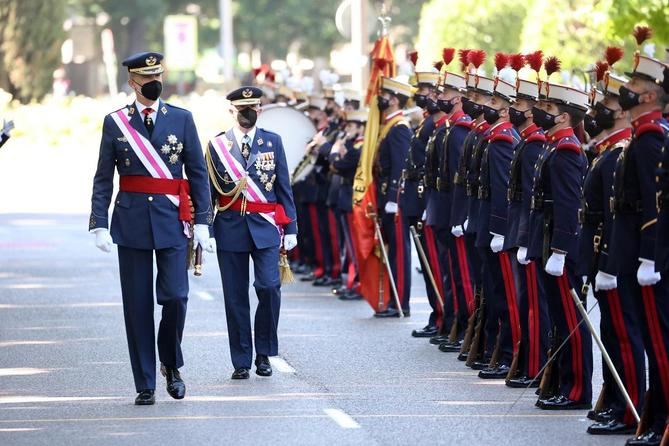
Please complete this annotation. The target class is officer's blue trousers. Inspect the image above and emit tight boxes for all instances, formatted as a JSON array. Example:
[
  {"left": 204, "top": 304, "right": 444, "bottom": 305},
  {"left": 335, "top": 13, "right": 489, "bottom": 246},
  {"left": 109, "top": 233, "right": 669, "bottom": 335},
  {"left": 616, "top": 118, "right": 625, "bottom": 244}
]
[
  {"left": 117, "top": 244, "right": 189, "bottom": 392},
  {"left": 217, "top": 246, "right": 281, "bottom": 370}
]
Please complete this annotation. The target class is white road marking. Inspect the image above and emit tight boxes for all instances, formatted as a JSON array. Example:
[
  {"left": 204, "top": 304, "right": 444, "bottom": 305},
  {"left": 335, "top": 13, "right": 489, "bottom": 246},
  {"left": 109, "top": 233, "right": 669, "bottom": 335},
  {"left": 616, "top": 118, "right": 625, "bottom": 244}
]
[
  {"left": 195, "top": 291, "right": 215, "bottom": 301},
  {"left": 323, "top": 408, "right": 360, "bottom": 429},
  {"left": 270, "top": 357, "right": 296, "bottom": 373}
]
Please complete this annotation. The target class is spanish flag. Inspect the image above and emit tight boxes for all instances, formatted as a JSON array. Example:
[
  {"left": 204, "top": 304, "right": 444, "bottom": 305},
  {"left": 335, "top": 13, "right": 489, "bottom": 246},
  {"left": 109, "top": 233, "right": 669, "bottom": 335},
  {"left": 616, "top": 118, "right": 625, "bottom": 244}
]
[{"left": 350, "top": 35, "right": 395, "bottom": 312}]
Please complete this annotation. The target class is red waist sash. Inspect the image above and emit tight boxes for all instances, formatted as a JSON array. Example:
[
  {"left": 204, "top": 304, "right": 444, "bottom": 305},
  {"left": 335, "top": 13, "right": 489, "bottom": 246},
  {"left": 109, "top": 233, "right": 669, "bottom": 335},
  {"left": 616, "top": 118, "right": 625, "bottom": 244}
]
[
  {"left": 218, "top": 196, "right": 291, "bottom": 226},
  {"left": 119, "top": 176, "right": 191, "bottom": 222}
]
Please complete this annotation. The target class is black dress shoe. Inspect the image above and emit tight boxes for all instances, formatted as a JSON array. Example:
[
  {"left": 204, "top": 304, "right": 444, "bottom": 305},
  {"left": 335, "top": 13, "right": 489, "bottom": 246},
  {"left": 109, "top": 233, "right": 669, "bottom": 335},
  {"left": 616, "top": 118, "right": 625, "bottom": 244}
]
[
  {"left": 332, "top": 286, "right": 347, "bottom": 295},
  {"left": 439, "top": 342, "right": 462, "bottom": 353},
  {"left": 294, "top": 264, "right": 310, "bottom": 275},
  {"left": 625, "top": 430, "right": 662, "bottom": 446},
  {"left": 338, "top": 290, "right": 363, "bottom": 301},
  {"left": 374, "top": 308, "right": 401, "bottom": 318},
  {"left": 457, "top": 352, "right": 468, "bottom": 361},
  {"left": 161, "top": 366, "right": 186, "bottom": 400},
  {"left": 312, "top": 276, "right": 330, "bottom": 286},
  {"left": 538, "top": 395, "right": 592, "bottom": 411},
  {"left": 231, "top": 368, "right": 250, "bottom": 380},
  {"left": 135, "top": 389, "right": 155, "bottom": 405},
  {"left": 300, "top": 272, "right": 317, "bottom": 282},
  {"left": 429, "top": 335, "right": 449, "bottom": 345},
  {"left": 255, "top": 355, "right": 272, "bottom": 377},
  {"left": 587, "top": 419, "right": 636, "bottom": 435},
  {"left": 411, "top": 325, "right": 438, "bottom": 338},
  {"left": 478, "top": 364, "right": 510, "bottom": 379},
  {"left": 470, "top": 360, "right": 491, "bottom": 371},
  {"left": 506, "top": 375, "right": 540, "bottom": 388}
]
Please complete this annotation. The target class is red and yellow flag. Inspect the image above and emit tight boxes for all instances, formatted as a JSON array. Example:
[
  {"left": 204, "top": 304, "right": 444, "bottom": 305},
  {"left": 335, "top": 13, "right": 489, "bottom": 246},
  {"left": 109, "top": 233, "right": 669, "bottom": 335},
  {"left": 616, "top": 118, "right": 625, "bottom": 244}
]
[{"left": 350, "top": 35, "right": 396, "bottom": 312}]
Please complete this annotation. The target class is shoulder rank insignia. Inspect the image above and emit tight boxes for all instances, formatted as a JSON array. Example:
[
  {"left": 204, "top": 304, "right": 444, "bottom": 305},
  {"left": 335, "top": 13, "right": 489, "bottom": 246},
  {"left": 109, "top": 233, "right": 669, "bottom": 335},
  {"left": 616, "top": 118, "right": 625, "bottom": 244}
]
[
  {"left": 225, "top": 138, "right": 234, "bottom": 150},
  {"left": 268, "top": 141, "right": 273, "bottom": 147},
  {"left": 161, "top": 106, "right": 168, "bottom": 115},
  {"left": 117, "top": 136, "right": 128, "bottom": 142},
  {"left": 257, "top": 137, "right": 264, "bottom": 146}
]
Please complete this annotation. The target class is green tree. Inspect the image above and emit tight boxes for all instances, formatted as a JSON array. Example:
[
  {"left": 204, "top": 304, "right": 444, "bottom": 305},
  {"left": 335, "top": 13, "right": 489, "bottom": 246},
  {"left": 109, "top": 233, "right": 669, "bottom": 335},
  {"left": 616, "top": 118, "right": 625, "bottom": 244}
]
[
  {"left": 609, "top": 0, "right": 669, "bottom": 49},
  {"left": 0, "top": 0, "right": 67, "bottom": 103}
]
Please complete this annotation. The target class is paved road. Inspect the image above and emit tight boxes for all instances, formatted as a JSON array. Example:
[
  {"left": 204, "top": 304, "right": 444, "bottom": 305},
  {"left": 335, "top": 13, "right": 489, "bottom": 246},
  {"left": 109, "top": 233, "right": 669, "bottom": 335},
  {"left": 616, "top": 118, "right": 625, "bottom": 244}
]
[{"left": 0, "top": 214, "right": 611, "bottom": 445}]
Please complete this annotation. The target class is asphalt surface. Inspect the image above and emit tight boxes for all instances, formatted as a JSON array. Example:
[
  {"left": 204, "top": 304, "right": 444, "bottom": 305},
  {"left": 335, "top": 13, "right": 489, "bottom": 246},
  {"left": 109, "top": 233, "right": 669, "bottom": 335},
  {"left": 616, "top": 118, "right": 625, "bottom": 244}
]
[{"left": 0, "top": 214, "right": 614, "bottom": 445}]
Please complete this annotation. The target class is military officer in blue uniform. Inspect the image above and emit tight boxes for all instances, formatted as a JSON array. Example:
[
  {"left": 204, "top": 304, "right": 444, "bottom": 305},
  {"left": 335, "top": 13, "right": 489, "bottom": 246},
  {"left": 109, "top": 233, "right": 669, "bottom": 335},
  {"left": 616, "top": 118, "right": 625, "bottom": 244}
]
[
  {"left": 426, "top": 69, "right": 475, "bottom": 352},
  {"left": 89, "top": 52, "right": 213, "bottom": 405},
  {"left": 608, "top": 46, "right": 669, "bottom": 446},
  {"left": 401, "top": 70, "right": 443, "bottom": 334},
  {"left": 206, "top": 86, "right": 297, "bottom": 380},
  {"left": 374, "top": 77, "right": 413, "bottom": 318},
  {"left": 527, "top": 79, "right": 593, "bottom": 410},
  {"left": 475, "top": 70, "right": 522, "bottom": 379},
  {"left": 504, "top": 74, "right": 550, "bottom": 388}
]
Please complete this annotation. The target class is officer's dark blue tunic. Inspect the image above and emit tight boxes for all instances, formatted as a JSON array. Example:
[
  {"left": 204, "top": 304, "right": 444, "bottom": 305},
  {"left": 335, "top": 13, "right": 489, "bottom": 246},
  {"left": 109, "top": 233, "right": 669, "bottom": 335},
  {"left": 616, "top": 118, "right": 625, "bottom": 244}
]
[{"left": 90, "top": 100, "right": 211, "bottom": 392}]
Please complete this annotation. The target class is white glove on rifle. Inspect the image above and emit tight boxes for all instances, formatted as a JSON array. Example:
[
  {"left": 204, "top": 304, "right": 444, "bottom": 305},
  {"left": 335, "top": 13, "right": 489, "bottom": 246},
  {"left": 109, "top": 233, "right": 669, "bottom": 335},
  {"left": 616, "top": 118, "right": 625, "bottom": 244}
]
[
  {"left": 594, "top": 271, "right": 617, "bottom": 291},
  {"left": 193, "top": 224, "right": 215, "bottom": 253},
  {"left": 93, "top": 228, "right": 113, "bottom": 253},
  {"left": 384, "top": 201, "right": 398, "bottom": 214},
  {"left": 516, "top": 246, "right": 529, "bottom": 265},
  {"left": 490, "top": 233, "right": 504, "bottom": 253},
  {"left": 451, "top": 225, "right": 464, "bottom": 237},
  {"left": 545, "top": 252, "right": 566, "bottom": 277},
  {"left": 637, "top": 258, "right": 661, "bottom": 287},
  {"left": 283, "top": 234, "right": 298, "bottom": 251}
]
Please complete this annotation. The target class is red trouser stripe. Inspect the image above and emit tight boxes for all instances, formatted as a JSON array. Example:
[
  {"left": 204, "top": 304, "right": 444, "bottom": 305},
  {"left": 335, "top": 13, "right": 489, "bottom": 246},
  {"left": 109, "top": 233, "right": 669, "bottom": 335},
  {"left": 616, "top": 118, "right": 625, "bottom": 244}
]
[
  {"left": 557, "top": 274, "right": 583, "bottom": 402},
  {"left": 308, "top": 204, "right": 324, "bottom": 277},
  {"left": 526, "top": 262, "right": 540, "bottom": 377},
  {"left": 448, "top": 251, "right": 458, "bottom": 314},
  {"left": 641, "top": 285, "right": 669, "bottom": 402},
  {"left": 500, "top": 252, "right": 521, "bottom": 353},
  {"left": 394, "top": 211, "right": 405, "bottom": 303},
  {"left": 607, "top": 289, "right": 639, "bottom": 425},
  {"left": 327, "top": 209, "right": 341, "bottom": 278},
  {"left": 424, "top": 225, "right": 444, "bottom": 327},
  {"left": 345, "top": 213, "right": 358, "bottom": 290},
  {"left": 455, "top": 236, "right": 475, "bottom": 315}
]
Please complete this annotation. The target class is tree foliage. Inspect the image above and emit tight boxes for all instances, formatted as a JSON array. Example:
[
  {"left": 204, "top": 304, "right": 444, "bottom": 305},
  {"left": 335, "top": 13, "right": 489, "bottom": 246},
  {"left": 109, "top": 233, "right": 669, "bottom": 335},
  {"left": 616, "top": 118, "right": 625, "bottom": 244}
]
[{"left": 0, "top": 0, "right": 67, "bottom": 103}]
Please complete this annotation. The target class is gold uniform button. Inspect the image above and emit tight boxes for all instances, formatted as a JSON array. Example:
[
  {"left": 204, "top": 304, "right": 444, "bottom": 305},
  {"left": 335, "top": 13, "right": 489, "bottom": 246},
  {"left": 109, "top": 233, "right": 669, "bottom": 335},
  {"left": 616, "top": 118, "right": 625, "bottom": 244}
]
[{"left": 148, "top": 196, "right": 154, "bottom": 202}]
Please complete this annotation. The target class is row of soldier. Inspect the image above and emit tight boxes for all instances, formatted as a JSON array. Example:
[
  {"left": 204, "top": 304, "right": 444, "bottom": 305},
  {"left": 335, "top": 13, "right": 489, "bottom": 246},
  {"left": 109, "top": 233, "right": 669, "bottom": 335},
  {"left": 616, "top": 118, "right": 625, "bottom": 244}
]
[{"left": 285, "top": 26, "right": 668, "bottom": 446}]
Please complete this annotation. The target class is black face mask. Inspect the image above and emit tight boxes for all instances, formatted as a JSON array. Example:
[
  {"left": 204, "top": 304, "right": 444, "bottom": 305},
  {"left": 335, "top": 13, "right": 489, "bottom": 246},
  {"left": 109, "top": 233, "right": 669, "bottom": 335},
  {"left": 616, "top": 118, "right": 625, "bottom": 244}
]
[
  {"left": 414, "top": 94, "right": 427, "bottom": 109},
  {"left": 583, "top": 114, "right": 602, "bottom": 138},
  {"left": 437, "top": 98, "right": 455, "bottom": 114},
  {"left": 532, "top": 106, "right": 557, "bottom": 131},
  {"left": 426, "top": 99, "right": 440, "bottom": 115},
  {"left": 482, "top": 104, "right": 500, "bottom": 125},
  {"left": 618, "top": 86, "right": 641, "bottom": 111},
  {"left": 462, "top": 99, "right": 483, "bottom": 119},
  {"left": 594, "top": 102, "right": 616, "bottom": 130},
  {"left": 377, "top": 96, "right": 390, "bottom": 112},
  {"left": 237, "top": 107, "right": 258, "bottom": 129},
  {"left": 509, "top": 107, "right": 529, "bottom": 127},
  {"left": 138, "top": 80, "right": 162, "bottom": 101},
  {"left": 324, "top": 107, "right": 335, "bottom": 117}
]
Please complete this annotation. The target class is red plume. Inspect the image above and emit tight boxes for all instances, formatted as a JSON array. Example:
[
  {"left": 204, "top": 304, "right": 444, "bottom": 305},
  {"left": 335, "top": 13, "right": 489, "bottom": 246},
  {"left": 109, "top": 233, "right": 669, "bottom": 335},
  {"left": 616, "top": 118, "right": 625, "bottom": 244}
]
[
  {"left": 467, "top": 50, "right": 486, "bottom": 69},
  {"left": 408, "top": 50, "right": 418, "bottom": 66},
  {"left": 266, "top": 70, "right": 275, "bottom": 82},
  {"left": 442, "top": 48, "right": 455, "bottom": 66},
  {"left": 252, "top": 67, "right": 262, "bottom": 77},
  {"left": 494, "top": 52, "right": 509, "bottom": 73},
  {"left": 594, "top": 61, "right": 609, "bottom": 82},
  {"left": 509, "top": 53, "right": 525, "bottom": 72},
  {"left": 544, "top": 56, "right": 561, "bottom": 77},
  {"left": 633, "top": 25, "right": 652, "bottom": 46},
  {"left": 525, "top": 50, "right": 543, "bottom": 73},
  {"left": 458, "top": 49, "right": 471, "bottom": 71},
  {"left": 604, "top": 46, "right": 624, "bottom": 67},
  {"left": 434, "top": 61, "right": 444, "bottom": 71}
]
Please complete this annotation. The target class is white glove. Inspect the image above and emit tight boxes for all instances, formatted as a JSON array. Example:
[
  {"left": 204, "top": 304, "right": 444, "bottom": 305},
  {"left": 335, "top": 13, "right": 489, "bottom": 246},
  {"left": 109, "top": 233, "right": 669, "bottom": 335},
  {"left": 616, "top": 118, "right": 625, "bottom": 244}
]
[
  {"left": 384, "top": 201, "right": 398, "bottom": 214},
  {"left": 193, "top": 224, "right": 215, "bottom": 253},
  {"left": 421, "top": 210, "right": 427, "bottom": 221},
  {"left": 637, "top": 259, "right": 661, "bottom": 287},
  {"left": 463, "top": 218, "right": 469, "bottom": 231},
  {"left": 490, "top": 233, "right": 504, "bottom": 253},
  {"left": 94, "top": 228, "right": 113, "bottom": 253},
  {"left": 545, "top": 252, "right": 566, "bottom": 277},
  {"left": 595, "top": 271, "right": 617, "bottom": 291},
  {"left": 516, "top": 246, "right": 529, "bottom": 265},
  {"left": 451, "top": 225, "right": 464, "bottom": 237},
  {"left": 283, "top": 234, "right": 298, "bottom": 251}
]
